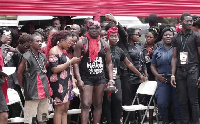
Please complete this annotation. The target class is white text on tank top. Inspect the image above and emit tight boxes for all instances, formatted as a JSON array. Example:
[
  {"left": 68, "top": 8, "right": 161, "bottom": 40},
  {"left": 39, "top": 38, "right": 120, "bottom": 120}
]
[{"left": 87, "top": 57, "right": 104, "bottom": 75}]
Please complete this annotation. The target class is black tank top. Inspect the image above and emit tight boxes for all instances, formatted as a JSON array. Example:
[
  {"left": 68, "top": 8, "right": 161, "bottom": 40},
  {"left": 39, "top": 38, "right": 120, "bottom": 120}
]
[{"left": 79, "top": 39, "right": 106, "bottom": 78}]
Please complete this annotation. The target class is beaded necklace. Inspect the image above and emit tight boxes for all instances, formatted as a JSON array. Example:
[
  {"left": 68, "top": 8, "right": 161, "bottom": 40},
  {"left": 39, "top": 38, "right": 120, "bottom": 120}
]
[{"left": 30, "top": 50, "right": 47, "bottom": 74}]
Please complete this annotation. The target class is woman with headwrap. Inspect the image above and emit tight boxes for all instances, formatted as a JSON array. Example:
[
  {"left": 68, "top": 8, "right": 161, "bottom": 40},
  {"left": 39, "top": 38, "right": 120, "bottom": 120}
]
[
  {"left": 102, "top": 27, "right": 147, "bottom": 124},
  {"left": 73, "top": 21, "right": 113, "bottom": 124}
]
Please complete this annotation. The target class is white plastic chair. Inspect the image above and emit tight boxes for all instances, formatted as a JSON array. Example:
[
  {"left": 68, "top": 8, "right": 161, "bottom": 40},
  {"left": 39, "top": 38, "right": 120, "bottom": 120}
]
[
  {"left": 7, "top": 88, "right": 24, "bottom": 123},
  {"left": 122, "top": 81, "right": 158, "bottom": 124}
]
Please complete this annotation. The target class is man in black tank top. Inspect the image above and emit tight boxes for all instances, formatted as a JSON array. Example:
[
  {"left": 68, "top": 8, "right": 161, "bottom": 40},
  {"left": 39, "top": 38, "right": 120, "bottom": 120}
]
[{"left": 73, "top": 21, "right": 114, "bottom": 124}]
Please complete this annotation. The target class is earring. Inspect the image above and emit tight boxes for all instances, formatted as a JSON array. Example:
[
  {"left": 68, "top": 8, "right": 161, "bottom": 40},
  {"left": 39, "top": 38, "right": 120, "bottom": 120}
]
[{"left": 57, "top": 41, "right": 59, "bottom": 44}]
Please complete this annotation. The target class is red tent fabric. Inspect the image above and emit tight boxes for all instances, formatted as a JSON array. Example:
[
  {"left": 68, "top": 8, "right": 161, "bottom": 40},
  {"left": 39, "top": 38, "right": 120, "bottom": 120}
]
[{"left": 0, "top": 0, "right": 200, "bottom": 17}]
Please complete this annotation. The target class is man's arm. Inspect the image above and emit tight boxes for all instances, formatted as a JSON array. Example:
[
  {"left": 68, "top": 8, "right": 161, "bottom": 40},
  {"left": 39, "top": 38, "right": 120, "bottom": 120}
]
[
  {"left": 73, "top": 40, "right": 85, "bottom": 90},
  {"left": 73, "top": 41, "right": 82, "bottom": 81},
  {"left": 171, "top": 47, "right": 177, "bottom": 87},
  {"left": 104, "top": 42, "right": 113, "bottom": 84},
  {"left": 17, "top": 58, "right": 26, "bottom": 87},
  {"left": 171, "top": 47, "right": 177, "bottom": 76}
]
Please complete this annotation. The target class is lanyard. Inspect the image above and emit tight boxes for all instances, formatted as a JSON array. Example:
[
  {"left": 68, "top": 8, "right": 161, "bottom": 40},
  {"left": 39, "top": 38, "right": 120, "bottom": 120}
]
[{"left": 181, "top": 35, "right": 189, "bottom": 51}]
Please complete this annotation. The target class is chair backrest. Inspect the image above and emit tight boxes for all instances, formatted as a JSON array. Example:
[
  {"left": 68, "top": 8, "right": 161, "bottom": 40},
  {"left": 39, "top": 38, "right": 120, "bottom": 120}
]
[
  {"left": 136, "top": 81, "right": 157, "bottom": 95},
  {"left": 7, "top": 88, "right": 21, "bottom": 105}
]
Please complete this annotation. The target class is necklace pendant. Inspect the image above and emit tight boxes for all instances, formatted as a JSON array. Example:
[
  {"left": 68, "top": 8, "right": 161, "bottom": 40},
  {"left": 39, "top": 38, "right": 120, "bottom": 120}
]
[{"left": 42, "top": 69, "right": 47, "bottom": 73}]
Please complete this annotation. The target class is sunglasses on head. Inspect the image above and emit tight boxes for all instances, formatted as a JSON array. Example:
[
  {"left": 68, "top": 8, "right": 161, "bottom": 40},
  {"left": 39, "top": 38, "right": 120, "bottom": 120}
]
[{"left": 87, "top": 21, "right": 100, "bottom": 28}]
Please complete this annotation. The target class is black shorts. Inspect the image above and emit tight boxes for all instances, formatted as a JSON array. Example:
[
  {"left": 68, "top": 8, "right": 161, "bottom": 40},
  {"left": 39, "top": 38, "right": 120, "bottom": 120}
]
[
  {"left": 82, "top": 75, "right": 106, "bottom": 86},
  {"left": 0, "top": 88, "right": 8, "bottom": 113}
]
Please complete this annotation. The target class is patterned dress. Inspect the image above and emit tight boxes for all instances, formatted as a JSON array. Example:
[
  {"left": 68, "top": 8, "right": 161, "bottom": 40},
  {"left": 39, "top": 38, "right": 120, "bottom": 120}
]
[{"left": 49, "top": 53, "right": 73, "bottom": 105}]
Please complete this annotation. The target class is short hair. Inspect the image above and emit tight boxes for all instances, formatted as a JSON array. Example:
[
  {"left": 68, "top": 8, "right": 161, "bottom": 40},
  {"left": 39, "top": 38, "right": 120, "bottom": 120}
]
[
  {"left": 30, "top": 33, "right": 42, "bottom": 42},
  {"left": 84, "top": 18, "right": 93, "bottom": 25},
  {"left": 71, "top": 24, "right": 80, "bottom": 31},
  {"left": 34, "top": 28, "right": 45, "bottom": 37},
  {"left": 52, "top": 18, "right": 60, "bottom": 23},
  {"left": 72, "top": 32, "right": 79, "bottom": 40},
  {"left": 80, "top": 27, "right": 86, "bottom": 37},
  {"left": 18, "top": 33, "right": 30, "bottom": 44},
  {"left": 148, "top": 14, "right": 158, "bottom": 23},
  {"left": 180, "top": 13, "right": 191, "bottom": 21},
  {"left": 127, "top": 28, "right": 140, "bottom": 40},
  {"left": 161, "top": 27, "right": 174, "bottom": 37},
  {"left": 45, "top": 26, "right": 58, "bottom": 34}
]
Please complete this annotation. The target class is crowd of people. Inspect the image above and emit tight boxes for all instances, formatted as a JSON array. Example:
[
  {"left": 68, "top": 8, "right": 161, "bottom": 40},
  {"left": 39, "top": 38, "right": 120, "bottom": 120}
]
[{"left": 0, "top": 12, "right": 200, "bottom": 124}]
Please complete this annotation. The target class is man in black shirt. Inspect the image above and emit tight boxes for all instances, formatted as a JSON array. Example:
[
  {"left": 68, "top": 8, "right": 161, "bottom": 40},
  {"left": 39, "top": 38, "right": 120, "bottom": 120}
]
[{"left": 171, "top": 13, "right": 200, "bottom": 124}]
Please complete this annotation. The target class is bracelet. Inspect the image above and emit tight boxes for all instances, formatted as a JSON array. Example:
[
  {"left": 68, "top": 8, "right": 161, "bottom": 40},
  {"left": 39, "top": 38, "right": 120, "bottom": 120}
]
[
  {"left": 109, "top": 79, "right": 115, "bottom": 84},
  {"left": 171, "top": 75, "right": 175, "bottom": 78}
]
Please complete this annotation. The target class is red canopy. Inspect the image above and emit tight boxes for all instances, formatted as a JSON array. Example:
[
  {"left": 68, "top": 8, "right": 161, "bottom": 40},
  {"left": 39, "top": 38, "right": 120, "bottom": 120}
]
[{"left": 0, "top": 0, "right": 200, "bottom": 17}]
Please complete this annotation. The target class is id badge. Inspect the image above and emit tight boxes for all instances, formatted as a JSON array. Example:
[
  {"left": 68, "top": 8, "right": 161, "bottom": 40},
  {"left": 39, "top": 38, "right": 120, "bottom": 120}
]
[
  {"left": 180, "top": 52, "right": 188, "bottom": 64},
  {"left": 145, "top": 55, "right": 151, "bottom": 63},
  {"left": 113, "top": 68, "right": 117, "bottom": 79}
]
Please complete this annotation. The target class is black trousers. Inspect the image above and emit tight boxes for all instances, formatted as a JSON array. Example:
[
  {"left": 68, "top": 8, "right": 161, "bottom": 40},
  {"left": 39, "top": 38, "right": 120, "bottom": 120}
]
[
  {"left": 176, "top": 66, "right": 199, "bottom": 124},
  {"left": 121, "top": 70, "right": 132, "bottom": 106},
  {"left": 121, "top": 69, "right": 142, "bottom": 122},
  {"left": 120, "top": 69, "right": 134, "bottom": 122},
  {"left": 102, "top": 78, "right": 122, "bottom": 124}
]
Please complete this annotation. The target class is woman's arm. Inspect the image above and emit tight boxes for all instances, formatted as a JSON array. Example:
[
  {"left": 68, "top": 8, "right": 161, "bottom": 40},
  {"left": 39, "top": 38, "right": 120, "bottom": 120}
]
[
  {"left": 171, "top": 47, "right": 177, "bottom": 87},
  {"left": 73, "top": 41, "right": 82, "bottom": 81},
  {"left": 124, "top": 57, "right": 147, "bottom": 82},
  {"left": 151, "top": 63, "right": 167, "bottom": 83},
  {"left": 49, "top": 47, "right": 80, "bottom": 74}
]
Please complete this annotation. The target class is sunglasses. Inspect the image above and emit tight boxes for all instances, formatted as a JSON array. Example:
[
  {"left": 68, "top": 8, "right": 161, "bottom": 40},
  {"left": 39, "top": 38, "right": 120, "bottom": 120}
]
[
  {"left": 132, "top": 34, "right": 141, "bottom": 37},
  {"left": 87, "top": 21, "right": 101, "bottom": 28}
]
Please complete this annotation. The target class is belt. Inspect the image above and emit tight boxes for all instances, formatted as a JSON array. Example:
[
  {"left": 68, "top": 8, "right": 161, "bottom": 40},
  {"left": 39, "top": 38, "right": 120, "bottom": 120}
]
[{"left": 178, "top": 64, "right": 198, "bottom": 71}]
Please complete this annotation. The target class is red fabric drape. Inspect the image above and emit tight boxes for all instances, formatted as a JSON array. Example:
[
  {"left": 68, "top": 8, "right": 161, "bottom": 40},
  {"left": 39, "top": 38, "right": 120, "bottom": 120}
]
[
  {"left": 0, "top": 48, "right": 9, "bottom": 103},
  {"left": 0, "top": 0, "right": 200, "bottom": 17}
]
